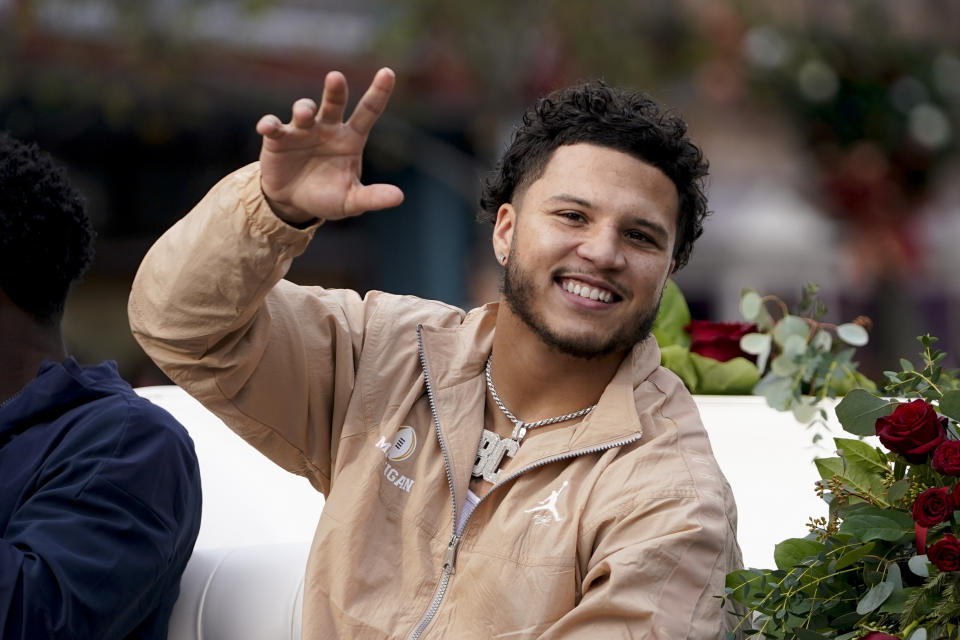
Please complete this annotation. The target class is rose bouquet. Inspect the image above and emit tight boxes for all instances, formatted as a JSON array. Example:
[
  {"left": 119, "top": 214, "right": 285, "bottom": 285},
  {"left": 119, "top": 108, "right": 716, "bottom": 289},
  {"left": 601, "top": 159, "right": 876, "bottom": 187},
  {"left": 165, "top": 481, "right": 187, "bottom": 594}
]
[{"left": 724, "top": 336, "right": 960, "bottom": 639}]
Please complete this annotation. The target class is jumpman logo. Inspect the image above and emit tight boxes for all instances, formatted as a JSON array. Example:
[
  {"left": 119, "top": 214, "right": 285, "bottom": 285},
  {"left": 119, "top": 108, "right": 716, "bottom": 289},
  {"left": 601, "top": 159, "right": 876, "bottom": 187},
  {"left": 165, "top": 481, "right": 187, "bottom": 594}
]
[{"left": 524, "top": 480, "right": 569, "bottom": 525}]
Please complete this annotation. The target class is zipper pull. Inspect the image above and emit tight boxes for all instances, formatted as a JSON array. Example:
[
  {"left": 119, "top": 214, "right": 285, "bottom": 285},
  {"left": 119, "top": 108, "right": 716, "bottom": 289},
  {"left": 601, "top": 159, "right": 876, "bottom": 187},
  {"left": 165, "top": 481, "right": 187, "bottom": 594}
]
[{"left": 443, "top": 535, "right": 461, "bottom": 574}]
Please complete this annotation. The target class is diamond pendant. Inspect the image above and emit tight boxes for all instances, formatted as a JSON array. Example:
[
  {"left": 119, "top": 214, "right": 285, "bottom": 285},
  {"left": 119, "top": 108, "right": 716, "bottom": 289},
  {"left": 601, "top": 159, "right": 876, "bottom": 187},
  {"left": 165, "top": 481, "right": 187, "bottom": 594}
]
[{"left": 472, "top": 428, "right": 519, "bottom": 484}]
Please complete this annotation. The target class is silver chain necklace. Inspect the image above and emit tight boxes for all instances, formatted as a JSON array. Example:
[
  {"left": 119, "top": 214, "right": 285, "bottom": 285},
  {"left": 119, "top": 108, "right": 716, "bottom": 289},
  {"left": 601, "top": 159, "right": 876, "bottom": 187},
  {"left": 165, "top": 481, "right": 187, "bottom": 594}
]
[{"left": 472, "top": 356, "right": 597, "bottom": 484}]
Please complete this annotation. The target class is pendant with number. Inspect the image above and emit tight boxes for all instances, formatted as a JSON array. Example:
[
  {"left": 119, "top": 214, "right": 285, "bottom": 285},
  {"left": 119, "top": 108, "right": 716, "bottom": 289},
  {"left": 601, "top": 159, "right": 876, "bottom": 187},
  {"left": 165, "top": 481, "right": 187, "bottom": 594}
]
[{"left": 472, "top": 428, "right": 519, "bottom": 484}]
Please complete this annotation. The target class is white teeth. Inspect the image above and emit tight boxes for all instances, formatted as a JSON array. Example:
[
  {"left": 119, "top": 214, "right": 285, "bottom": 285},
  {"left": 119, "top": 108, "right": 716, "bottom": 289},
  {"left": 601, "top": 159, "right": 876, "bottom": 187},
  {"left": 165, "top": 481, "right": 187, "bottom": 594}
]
[{"left": 561, "top": 279, "right": 614, "bottom": 303}]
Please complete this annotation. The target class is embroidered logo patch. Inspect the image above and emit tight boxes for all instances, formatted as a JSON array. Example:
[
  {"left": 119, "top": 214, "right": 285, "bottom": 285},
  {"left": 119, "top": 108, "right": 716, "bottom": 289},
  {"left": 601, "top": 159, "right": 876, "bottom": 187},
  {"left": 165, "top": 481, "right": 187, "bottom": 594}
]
[
  {"left": 387, "top": 425, "right": 417, "bottom": 462},
  {"left": 524, "top": 480, "right": 569, "bottom": 526}
]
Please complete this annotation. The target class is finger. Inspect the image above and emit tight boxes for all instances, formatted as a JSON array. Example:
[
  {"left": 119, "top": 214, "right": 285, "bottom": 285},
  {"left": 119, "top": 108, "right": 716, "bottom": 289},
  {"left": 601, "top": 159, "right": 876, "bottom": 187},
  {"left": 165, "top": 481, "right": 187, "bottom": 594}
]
[
  {"left": 256, "top": 114, "right": 285, "bottom": 139},
  {"left": 344, "top": 183, "right": 404, "bottom": 216},
  {"left": 291, "top": 98, "right": 318, "bottom": 129},
  {"left": 317, "top": 71, "right": 349, "bottom": 125},
  {"left": 346, "top": 67, "right": 395, "bottom": 136}
]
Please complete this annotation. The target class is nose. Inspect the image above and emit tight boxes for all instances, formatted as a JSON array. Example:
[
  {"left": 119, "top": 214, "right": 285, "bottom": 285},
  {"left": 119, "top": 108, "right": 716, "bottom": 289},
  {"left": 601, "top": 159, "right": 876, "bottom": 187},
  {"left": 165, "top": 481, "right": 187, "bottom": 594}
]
[{"left": 575, "top": 224, "right": 626, "bottom": 270}]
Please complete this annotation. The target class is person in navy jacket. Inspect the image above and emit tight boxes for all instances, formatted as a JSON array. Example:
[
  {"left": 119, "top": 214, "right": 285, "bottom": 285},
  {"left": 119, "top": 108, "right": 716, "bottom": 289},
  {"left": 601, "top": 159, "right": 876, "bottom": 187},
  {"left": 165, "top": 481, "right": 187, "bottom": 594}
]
[{"left": 0, "top": 132, "right": 202, "bottom": 639}]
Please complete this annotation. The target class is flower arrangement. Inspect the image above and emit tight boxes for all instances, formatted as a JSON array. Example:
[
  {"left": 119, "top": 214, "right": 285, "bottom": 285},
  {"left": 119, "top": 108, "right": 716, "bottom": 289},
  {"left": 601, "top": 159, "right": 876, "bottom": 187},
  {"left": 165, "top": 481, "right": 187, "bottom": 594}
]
[
  {"left": 654, "top": 282, "right": 875, "bottom": 431},
  {"left": 723, "top": 336, "right": 960, "bottom": 639}
]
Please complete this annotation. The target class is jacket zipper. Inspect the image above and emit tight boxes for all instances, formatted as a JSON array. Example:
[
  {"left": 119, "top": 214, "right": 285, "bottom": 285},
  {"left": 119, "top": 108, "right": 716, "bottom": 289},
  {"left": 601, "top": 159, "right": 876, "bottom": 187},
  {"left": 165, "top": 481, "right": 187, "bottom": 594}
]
[{"left": 408, "top": 324, "right": 642, "bottom": 639}]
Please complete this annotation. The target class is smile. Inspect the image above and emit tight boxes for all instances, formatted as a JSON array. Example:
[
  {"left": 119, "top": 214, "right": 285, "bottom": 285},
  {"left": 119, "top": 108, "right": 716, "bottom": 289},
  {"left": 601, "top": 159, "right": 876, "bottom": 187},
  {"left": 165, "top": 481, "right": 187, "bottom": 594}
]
[{"left": 558, "top": 278, "right": 618, "bottom": 304}]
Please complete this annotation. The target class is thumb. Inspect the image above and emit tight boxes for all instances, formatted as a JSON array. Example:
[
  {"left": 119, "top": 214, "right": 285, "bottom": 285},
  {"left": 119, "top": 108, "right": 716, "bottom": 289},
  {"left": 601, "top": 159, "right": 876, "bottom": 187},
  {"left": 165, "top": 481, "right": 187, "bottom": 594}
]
[{"left": 345, "top": 183, "right": 404, "bottom": 216}]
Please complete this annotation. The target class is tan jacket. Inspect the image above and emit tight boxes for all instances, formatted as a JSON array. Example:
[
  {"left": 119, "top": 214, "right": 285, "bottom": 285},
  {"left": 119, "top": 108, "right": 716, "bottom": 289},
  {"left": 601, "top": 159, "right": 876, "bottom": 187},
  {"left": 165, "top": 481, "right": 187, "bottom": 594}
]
[{"left": 129, "top": 164, "right": 742, "bottom": 639}]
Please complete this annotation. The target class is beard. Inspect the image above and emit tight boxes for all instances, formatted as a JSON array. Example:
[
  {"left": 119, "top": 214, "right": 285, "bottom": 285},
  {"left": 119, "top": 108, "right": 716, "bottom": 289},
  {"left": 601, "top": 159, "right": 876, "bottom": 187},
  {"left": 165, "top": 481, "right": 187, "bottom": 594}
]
[{"left": 502, "top": 255, "right": 661, "bottom": 360}]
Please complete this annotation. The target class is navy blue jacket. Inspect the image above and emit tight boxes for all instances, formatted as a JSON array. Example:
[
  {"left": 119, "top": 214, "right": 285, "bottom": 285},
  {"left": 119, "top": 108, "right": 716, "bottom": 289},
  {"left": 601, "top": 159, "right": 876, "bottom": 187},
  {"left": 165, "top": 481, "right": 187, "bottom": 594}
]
[{"left": 0, "top": 359, "right": 202, "bottom": 639}]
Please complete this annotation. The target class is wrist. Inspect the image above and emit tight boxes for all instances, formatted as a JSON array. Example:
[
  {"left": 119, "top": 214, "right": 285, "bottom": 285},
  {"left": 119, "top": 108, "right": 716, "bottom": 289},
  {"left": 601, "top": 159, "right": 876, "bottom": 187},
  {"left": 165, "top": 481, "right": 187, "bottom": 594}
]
[{"left": 260, "top": 186, "right": 318, "bottom": 229}]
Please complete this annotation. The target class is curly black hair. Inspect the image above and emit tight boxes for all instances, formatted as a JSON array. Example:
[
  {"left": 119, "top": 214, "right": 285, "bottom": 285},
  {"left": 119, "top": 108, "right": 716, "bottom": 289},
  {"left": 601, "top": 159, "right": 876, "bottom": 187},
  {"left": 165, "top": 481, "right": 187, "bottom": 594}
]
[
  {"left": 479, "top": 81, "right": 709, "bottom": 271},
  {"left": 0, "top": 132, "right": 95, "bottom": 323}
]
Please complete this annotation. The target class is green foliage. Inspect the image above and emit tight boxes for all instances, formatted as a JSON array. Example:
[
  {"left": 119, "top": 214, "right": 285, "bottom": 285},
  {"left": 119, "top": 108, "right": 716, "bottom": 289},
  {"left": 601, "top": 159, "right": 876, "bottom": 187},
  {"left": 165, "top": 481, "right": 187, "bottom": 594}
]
[
  {"left": 738, "top": 284, "right": 876, "bottom": 438},
  {"left": 726, "top": 337, "right": 960, "bottom": 638}
]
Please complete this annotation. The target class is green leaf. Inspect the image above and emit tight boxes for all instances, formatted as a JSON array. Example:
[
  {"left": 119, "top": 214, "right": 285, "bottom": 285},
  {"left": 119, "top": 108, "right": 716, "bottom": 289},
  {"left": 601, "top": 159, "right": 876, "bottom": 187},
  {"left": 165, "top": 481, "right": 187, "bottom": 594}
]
[
  {"left": 773, "top": 315, "right": 810, "bottom": 347},
  {"left": 907, "top": 554, "right": 930, "bottom": 578},
  {"left": 795, "top": 630, "right": 829, "bottom": 640},
  {"left": 755, "top": 372, "right": 795, "bottom": 411},
  {"left": 887, "top": 478, "right": 910, "bottom": 503},
  {"left": 834, "top": 438, "right": 890, "bottom": 475},
  {"left": 837, "top": 323, "right": 869, "bottom": 347},
  {"left": 815, "top": 456, "right": 844, "bottom": 482},
  {"left": 832, "top": 542, "right": 876, "bottom": 570},
  {"left": 740, "top": 332, "right": 771, "bottom": 373},
  {"left": 792, "top": 397, "right": 818, "bottom": 423},
  {"left": 651, "top": 279, "right": 692, "bottom": 349},
  {"left": 839, "top": 507, "right": 914, "bottom": 543},
  {"left": 834, "top": 390, "right": 897, "bottom": 437},
  {"left": 771, "top": 353, "right": 800, "bottom": 376},
  {"left": 688, "top": 353, "right": 760, "bottom": 395},
  {"left": 856, "top": 581, "right": 894, "bottom": 614},
  {"left": 908, "top": 629, "right": 928, "bottom": 640},
  {"left": 939, "top": 390, "right": 960, "bottom": 422},
  {"left": 812, "top": 329, "right": 832, "bottom": 352},
  {"left": 900, "top": 357, "right": 915, "bottom": 372},
  {"left": 739, "top": 290, "right": 763, "bottom": 322},
  {"left": 773, "top": 538, "right": 824, "bottom": 571},
  {"left": 659, "top": 345, "right": 699, "bottom": 392}
]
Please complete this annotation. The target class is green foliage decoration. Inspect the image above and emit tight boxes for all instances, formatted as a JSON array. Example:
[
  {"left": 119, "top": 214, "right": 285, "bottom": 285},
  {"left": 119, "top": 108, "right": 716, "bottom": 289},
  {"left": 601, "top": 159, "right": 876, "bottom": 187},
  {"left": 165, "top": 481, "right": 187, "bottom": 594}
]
[{"left": 723, "top": 337, "right": 960, "bottom": 639}]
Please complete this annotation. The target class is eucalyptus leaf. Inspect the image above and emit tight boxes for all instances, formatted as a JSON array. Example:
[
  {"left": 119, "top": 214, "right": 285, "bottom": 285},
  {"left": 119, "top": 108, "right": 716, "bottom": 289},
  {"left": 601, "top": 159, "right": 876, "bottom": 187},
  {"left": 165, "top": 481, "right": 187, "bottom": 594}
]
[
  {"left": 837, "top": 322, "right": 869, "bottom": 347},
  {"left": 792, "top": 398, "right": 818, "bottom": 423},
  {"left": 755, "top": 373, "right": 794, "bottom": 411},
  {"left": 771, "top": 353, "right": 800, "bottom": 376},
  {"left": 794, "top": 630, "right": 829, "bottom": 640},
  {"left": 782, "top": 334, "right": 808, "bottom": 358},
  {"left": 812, "top": 329, "right": 832, "bottom": 352},
  {"left": 740, "top": 332, "right": 772, "bottom": 373},
  {"left": 834, "top": 390, "right": 896, "bottom": 437},
  {"left": 739, "top": 290, "right": 763, "bottom": 321},
  {"left": 899, "top": 357, "right": 914, "bottom": 372},
  {"left": 907, "top": 554, "right": 930, "bottom": 578},
  {"left": 939, "top": 390, "right": 960, "bottom": 422},
  {"left": 773, "top": 315, "right": 810, "bottom": 347},
  {"left": 908, "top": 628, "right": 928, "bottom": 640},
  {"left": 855, "top": 581, "right": 894, "bottom": 614}
]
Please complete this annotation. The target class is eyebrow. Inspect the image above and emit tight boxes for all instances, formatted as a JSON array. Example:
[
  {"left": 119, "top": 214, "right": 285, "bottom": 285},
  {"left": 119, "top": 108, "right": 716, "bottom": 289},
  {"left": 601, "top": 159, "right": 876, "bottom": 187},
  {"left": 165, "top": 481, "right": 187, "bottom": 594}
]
[{"left": 543, "top": 193, "right": 671, "bottom": 241}]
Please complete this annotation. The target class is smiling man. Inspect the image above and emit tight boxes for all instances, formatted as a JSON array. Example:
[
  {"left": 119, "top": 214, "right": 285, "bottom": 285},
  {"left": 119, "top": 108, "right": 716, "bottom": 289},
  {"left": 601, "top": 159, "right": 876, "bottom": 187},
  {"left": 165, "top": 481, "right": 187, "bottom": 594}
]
[{"left": 129, "top": 69, "right": 741, "bottom": 638}]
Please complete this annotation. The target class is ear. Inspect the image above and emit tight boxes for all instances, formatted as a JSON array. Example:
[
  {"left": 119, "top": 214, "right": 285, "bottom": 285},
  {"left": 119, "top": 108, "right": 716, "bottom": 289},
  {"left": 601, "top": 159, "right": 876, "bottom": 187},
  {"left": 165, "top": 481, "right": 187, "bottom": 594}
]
[{"left": 492, "top": 203, "right": 515, "bottom": 263}]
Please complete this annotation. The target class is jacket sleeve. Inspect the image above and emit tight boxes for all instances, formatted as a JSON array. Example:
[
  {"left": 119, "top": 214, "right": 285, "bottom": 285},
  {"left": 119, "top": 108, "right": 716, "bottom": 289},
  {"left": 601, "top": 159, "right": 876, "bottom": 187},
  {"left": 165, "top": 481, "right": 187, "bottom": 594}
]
[
  {"left": 539, "top": 375, "right": 742, "bottom": 640},
  {"left": 128, "top": 163, "right": 374, "bottom": 494},
  {"left": 538, "top": 489, "right": 741, "bottom": 639},
  {"left": 0, "top": 401, "right": 201, "bottom": 640}
]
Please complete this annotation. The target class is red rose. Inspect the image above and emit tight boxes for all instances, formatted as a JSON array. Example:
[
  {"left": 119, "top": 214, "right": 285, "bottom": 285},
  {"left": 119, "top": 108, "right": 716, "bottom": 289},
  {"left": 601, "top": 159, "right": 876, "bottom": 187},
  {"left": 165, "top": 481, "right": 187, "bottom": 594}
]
[
  {"left": 951, "top": 484, "right": 960, "bottom": 510},
  {"left": 860, "top": 633, "right": 900, "bottom": 640},
  {"left": 928, "top": 533, "right": 960, "bottom": 572},
  {"left": 912, "top": 487, "right": 954, "bottom": 526},
  {"left": 685, "top": 320, "right": 757, "bottom": 363},
  {"left": 875, "top": 399, "right": 946, "bottom": 463},
  {"left": 932, "top": 440, "right": 960, "bottom": 476}
]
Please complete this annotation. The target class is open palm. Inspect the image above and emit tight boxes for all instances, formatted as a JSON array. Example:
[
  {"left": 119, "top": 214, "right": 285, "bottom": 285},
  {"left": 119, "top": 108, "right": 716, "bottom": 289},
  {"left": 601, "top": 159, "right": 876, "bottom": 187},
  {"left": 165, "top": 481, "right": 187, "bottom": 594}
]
[{"left": 256, "top": 68, "right": 404, "bottom": 225}]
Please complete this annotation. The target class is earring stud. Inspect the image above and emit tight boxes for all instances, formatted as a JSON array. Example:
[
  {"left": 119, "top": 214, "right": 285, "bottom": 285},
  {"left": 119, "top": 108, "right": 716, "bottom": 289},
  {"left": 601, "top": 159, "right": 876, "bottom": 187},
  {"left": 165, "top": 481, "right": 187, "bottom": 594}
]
[{"left": 497, "top": 253, "right": 506, "bottom": 264}]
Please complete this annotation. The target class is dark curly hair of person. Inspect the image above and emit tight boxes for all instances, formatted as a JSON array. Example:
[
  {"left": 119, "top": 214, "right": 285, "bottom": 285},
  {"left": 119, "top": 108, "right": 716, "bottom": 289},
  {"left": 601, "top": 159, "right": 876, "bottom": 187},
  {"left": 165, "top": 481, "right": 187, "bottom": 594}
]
[
  {"left": 479, "top": 81, "right": 709, "bottom": 271},
  {"left": 0, "top": 132, "right": 95, "bottom": 323}
]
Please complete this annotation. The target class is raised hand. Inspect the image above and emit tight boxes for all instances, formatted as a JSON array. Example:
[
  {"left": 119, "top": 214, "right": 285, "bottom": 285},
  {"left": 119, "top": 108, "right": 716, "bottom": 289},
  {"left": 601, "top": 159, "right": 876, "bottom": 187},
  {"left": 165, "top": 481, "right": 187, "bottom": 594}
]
[{"left": 255, "top": 68, "right": 404, "bottom": 225}]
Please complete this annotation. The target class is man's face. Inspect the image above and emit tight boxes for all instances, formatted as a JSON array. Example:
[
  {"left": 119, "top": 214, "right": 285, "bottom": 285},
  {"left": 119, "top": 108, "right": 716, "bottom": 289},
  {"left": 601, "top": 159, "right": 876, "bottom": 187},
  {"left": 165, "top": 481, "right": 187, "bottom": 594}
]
[{"left": 493, "top": 143, "right": 678, "bottom": 360}]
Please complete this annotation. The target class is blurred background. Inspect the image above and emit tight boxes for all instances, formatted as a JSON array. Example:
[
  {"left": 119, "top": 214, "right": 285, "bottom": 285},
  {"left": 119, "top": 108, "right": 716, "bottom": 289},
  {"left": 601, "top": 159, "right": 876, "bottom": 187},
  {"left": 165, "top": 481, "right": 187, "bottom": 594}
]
[{"left": 1, "top": 0, "right": 958, "bottom": 385}]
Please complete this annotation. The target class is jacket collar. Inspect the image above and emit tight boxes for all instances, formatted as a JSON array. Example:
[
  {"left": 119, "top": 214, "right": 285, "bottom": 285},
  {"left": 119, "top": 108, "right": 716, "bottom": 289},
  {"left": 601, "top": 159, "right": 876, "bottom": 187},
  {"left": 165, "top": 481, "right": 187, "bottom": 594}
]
[
  {"left": 418, "top": 302, "right": 662, "bottom": 466},
  {"left": 0, "top": 358, "right": 124, "bottom": 441}
]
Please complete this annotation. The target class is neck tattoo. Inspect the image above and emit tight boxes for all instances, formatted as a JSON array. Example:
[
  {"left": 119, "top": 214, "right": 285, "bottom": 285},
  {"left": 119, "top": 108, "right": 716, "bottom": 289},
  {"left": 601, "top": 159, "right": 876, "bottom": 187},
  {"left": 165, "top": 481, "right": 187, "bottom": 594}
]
[{"left": 472, "top": 356, "right": 596, "bottom": 485}]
